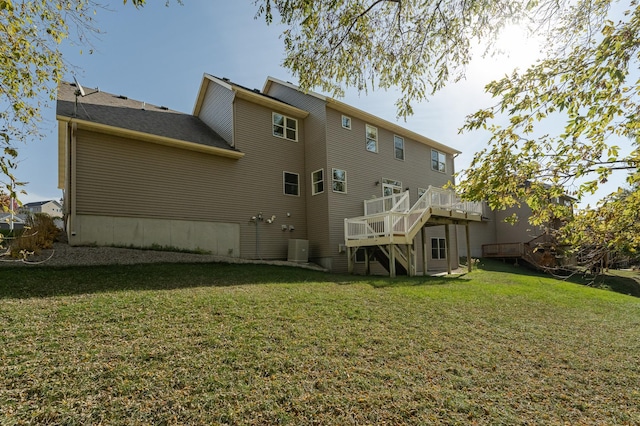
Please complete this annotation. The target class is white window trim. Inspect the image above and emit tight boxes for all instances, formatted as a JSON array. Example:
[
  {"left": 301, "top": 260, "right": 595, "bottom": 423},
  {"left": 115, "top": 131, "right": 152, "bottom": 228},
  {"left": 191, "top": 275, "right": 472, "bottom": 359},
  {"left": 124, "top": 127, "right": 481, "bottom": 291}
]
[
  {"left": 312, "top": 168, "right": 324, "bottom": 195},
  {"left": 283, "top": 171, "right": 300, "bottom": 196},
  {"left": 332, "top": 168, "right": 347, "bottom": 194},
  {"left": 272, "top": 112, "right": 298, "bottom": 142},
  {"left": 431, "top": 237, "right": 447, "bottom": 260},
  {"left": 365, "top": 124, "right": 378, "bottom": 153},
  {"left": 382, "top": 178, "right": 403, "bottom": 196},
  {"left": 341, "top": 115, "right": 352, "bottom": 130},
  {"left": 394, "top": 135, "right": 405, "bottom": 161},
  {"left": 432, "top": 149, "right": 446, "bottom": 173}
]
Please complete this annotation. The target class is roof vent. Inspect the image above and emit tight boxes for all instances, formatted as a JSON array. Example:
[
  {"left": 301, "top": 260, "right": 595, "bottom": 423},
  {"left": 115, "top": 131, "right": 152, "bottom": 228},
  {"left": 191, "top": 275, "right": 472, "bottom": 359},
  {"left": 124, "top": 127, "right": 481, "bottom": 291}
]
[
  {"left": 222, "top": 77, "right": 230, "bottom": 82},
  {"left": 253, "top": 89, "right": 260, "bottom": 93},
  {"left": 159, "top": 105, "right": 169, "bottom": 110},
  {"left": 117, "top": 95, "right": 128, "bottom": 100}
]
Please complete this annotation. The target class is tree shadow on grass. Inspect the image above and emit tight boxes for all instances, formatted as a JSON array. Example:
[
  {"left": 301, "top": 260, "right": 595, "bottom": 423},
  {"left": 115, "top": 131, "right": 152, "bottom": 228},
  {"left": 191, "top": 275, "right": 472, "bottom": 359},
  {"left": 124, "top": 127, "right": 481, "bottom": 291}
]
[
  {"left": 0, "top": 262, "right": 461, "bottom": 299},
  {"left": 476, "top": 258, "right": 640, "bottom": 298},
  {"left": 563, "top": 270, "right": 640, "bottom": 298}
]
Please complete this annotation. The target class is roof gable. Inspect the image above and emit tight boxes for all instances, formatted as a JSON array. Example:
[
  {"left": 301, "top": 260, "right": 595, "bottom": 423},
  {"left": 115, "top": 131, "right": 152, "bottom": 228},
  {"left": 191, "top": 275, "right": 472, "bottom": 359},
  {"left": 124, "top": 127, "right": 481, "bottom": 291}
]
[{"left": 193, "top": 74, "right": 309, "bottom": 120}]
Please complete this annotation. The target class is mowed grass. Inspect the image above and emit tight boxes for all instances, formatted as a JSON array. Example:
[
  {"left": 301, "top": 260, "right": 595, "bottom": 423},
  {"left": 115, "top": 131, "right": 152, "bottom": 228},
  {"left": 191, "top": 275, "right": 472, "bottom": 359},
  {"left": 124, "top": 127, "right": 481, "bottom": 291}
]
[{"left": 1, "top": 261, "right": 639, "bottom": 425}]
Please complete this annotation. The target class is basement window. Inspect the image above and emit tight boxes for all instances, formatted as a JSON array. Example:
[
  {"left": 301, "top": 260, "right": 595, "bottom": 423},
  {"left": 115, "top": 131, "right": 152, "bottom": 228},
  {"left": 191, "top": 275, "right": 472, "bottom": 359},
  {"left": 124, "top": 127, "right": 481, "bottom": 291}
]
[{"left": 431, "top": 238, "right": 447, "bottom": 260}]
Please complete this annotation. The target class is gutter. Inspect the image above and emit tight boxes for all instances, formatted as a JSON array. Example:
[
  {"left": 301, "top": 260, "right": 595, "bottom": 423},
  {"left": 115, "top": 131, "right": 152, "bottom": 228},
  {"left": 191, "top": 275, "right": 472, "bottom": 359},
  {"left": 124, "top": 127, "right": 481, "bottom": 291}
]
[{"left": 56, "top": 115, "right": 244, "bottom": 160}]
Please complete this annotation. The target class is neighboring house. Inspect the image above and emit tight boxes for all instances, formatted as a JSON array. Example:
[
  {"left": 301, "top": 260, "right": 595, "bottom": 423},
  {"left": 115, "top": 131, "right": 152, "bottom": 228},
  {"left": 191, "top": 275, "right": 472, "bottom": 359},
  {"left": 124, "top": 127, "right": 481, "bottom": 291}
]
[
  {"left": 56, "top": 74, "right": 482, "bottom": 275},
  {"left": 0, "top": 213, "right": 26, "bottom": 231},
  {"left": 458, "top": 195, "right": 575, "bottom": 268},
  {"left": 22, "top": 200, "right": 63, "bottom": 217}
]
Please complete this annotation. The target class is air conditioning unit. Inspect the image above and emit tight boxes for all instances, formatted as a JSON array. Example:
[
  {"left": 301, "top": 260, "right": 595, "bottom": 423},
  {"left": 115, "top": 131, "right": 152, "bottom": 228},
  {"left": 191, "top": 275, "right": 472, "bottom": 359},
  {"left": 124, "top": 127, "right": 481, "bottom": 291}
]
[{"left": 288, "top": 239, "right": 309, "bottom": 263}]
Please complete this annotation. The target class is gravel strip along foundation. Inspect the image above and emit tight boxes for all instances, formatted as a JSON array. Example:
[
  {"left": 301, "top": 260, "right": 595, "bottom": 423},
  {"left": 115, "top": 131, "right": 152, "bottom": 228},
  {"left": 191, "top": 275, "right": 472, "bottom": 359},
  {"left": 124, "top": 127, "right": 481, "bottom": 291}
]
[{"left": 0, "top": 242, "right": 327, "bottom": 271}]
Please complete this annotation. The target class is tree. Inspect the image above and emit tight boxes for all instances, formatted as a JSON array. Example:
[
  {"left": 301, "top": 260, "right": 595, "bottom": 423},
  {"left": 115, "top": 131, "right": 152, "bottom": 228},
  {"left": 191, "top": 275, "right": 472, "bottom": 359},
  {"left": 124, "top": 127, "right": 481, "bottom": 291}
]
[
  {"left": 256, "top": 0, "right": 639, "bottom": 258},
  {"left": 255, "top": 0, "right": 544, "bottom": 118},
  {"left": 0, "top": 0, "right": 153, "bottom": 205},
  {"left": 561, "top": 185, "right": 640, "bottom": 271}
]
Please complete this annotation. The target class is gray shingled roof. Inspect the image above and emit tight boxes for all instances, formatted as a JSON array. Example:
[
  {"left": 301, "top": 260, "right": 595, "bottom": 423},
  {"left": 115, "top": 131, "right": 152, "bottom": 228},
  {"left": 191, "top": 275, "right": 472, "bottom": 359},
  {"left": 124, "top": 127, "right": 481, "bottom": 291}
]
[
  {"left": 24, "top": 200, "right": 61, "bottom": 208},
  {"left": 57, "top": 82, "right": 237, "bottom": 152}
]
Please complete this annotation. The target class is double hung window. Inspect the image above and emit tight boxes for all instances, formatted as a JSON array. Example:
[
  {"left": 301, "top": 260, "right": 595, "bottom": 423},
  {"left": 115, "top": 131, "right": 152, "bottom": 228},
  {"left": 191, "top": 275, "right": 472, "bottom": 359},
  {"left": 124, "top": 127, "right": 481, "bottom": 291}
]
[
  {"left": 273, "top": 113, "right": 298, "bottom": 141},
  {"left": 431, "top": 238, "right": 447, "bottom": 259},
  {"left": 332, "top": 168, "right": 347, "bottom": 193},
  {"left": 394, "top": 135, "right": 405, "bottom": 160},
  {"left": 283, "top": 172, "right": 299, "bottom": 196},
  {"left": 366, "top": 125, "right": 378, "bottom": 153},
  {"left": 312, "top": 169, "right": 324, "bottom": 195},
  {"left": 432, "top": 149, "right": 446, "bottom": 173}
]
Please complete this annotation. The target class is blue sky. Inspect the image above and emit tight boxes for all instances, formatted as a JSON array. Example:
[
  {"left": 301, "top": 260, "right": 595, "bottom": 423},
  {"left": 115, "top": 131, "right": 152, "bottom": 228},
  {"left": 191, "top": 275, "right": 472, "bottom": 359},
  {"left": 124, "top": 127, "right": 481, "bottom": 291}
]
[{"left": 17, "top": 1, "right": 627, "bottom": 206}]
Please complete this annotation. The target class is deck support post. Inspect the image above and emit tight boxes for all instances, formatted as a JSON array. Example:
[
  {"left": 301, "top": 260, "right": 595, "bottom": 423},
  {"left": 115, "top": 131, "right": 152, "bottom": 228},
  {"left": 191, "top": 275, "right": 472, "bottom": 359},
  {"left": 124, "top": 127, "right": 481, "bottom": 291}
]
[
  {"left": 347, "top": 246, "right": 354, "bottom": 274},
  {"left": 406, "top": 244, "right": 414, "bottom": 276},
  {"left": 466, "top": 222, "right": 472, "bottom": 273},
  {"left": 421, "top": 227, "right": 428, "bottom": 276},
  {"left": 445, "top": 224, "right": 452, "bottom": 275},
  {"left": 389, "top": 244, "right": 396, "bottom": 278},
  {"left": 365, "top": 247, "right": 371, "bottom": 275}
]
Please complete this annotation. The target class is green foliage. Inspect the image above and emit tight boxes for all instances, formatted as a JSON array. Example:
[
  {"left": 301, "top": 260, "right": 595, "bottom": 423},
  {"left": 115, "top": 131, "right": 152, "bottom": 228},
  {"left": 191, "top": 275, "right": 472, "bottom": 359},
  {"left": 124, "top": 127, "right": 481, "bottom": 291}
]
[
  {"left": 255, "top": 0, "right": 543, "bottom": 118},
  {"left": 560, "top": 185, "right": 640, "bottom": 268},
  {"left": 458, "top": 1, "right": 639, "bottom": 214}
]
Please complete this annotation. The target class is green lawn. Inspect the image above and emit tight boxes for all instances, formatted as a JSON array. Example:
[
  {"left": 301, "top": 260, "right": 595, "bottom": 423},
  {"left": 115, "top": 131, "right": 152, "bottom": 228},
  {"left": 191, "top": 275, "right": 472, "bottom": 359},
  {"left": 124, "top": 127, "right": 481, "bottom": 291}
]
[{"left": 1, "top": 260, "right": 639, "bottom": 425}]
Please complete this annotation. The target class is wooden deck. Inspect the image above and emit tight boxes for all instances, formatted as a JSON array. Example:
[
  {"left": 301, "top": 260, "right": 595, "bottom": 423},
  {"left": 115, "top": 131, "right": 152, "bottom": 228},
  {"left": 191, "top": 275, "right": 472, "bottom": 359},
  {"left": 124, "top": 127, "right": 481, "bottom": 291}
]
[{"left": 482, "top": 242, "right": 525, "bottom": 258}]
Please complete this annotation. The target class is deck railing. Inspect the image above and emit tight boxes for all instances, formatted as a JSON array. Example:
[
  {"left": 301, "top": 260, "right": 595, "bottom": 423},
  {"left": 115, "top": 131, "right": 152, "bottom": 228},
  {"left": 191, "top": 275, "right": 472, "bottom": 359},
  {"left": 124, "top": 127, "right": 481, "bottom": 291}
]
[
  {"left": 364, "top": 191, "right": 410, "bottom": 215},
  {"left": 345, "top": 186, "right": 483, "bottom": 241}
]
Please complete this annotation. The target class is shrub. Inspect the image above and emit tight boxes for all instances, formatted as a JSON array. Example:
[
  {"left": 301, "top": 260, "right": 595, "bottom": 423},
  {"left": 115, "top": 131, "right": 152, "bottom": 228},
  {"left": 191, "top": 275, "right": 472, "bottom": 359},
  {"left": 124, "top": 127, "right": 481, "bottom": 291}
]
[{"left": 8, "top": 213, "right": 60, "bottom": 258}]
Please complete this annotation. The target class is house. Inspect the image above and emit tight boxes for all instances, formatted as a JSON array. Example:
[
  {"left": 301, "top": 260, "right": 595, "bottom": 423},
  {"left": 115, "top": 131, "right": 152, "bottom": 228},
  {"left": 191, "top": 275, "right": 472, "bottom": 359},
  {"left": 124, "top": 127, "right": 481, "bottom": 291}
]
[
  {"left": 0, "top": 213, "right": 26, "bottom": 231},
  {"left": 22, "top": 200, "right": 63, "bottom": 217},
  {"left": 56, "top": 74, "right": 482, "bottom": 275},
  {"left": 457, "top": 194, "right": 575, "bottom": 268}
]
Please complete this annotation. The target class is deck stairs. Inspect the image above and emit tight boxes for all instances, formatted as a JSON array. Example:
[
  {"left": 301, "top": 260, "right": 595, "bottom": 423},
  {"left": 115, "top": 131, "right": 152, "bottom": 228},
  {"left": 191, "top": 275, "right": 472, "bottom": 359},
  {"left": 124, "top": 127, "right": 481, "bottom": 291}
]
[{"left": 344, "top": 186, "right": 483, "bottom": 275}]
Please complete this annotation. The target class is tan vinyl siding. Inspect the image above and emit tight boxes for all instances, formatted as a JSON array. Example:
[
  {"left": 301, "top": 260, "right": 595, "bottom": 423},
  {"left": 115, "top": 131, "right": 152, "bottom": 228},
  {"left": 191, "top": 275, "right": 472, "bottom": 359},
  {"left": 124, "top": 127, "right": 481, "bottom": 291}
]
[
  {"left": 264, "top": 82, "right": 331, "bottom": 262},
  {"left": 494, "top": 204, "right": 545, "bottom": 244},
  {"left": 74, "top": 96, "right": 307, "bottom": 260},
  {"left": 197, "top": 80, "right": 234, "bottom": 145},
  {"left": 325, "top": 106, "right": 458, "bottom": 272}
]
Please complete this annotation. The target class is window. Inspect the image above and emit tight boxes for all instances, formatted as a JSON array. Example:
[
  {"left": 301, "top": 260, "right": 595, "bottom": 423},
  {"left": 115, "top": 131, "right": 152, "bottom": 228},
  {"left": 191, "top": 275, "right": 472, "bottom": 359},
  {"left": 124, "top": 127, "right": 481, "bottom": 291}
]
[
  {"left": 431, "top": 238, "right": 447, "bottom": 260},
  {"left": 394, "top": 135, "right": 405, "bottom": 160},
  {"left": 273, "top": 112, "right": 298, "bottom": 141},
  {"left": 382, "top": 178, "right": 402, "bottom": 196},
  {"left": 332, "top": 168, "right": 347, "bottom": 193},
  {"left": 312, "top": 169, "right": 324, "bottom": 195},
  {"left": 355, "top": 248, "right": 366, "bottom": 263},
  {"left": 432, "top": 149, "right": 446, "bottom": 173},
  {"left": 366, "top": 124, "right": 378, "bottom": 153},
  {"left": 342, "top": 115, "right": 352, "bottom": 130},
  {"left": 283, "top": 171, "right": 299, "bottom": 196}
]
